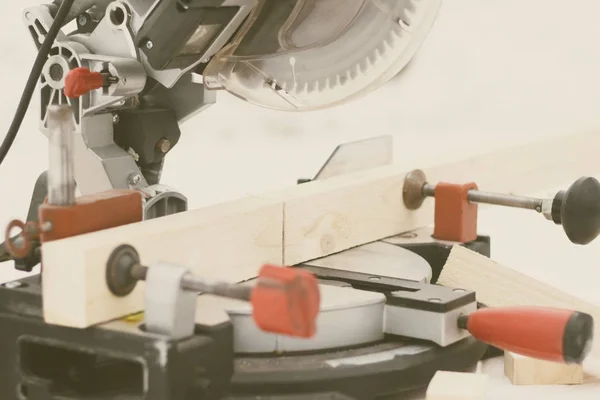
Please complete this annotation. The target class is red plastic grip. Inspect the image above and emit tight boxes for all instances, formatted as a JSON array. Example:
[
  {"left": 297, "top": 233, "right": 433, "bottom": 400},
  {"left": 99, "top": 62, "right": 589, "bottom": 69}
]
[
  {"left": 251, "top": 265, "right": 320, "bottom": 338},
  {"left": 64, "top": 67, "right": 104, "bottom": 98},
  {"left": 466, "top": 306, "right": 593, "bottom": 363}
]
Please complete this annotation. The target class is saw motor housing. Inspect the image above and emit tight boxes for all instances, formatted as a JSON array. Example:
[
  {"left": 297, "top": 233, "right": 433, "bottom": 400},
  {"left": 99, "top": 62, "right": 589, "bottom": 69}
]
[{"left": 20, "top": 0, "right": 441, "bottom": 224}]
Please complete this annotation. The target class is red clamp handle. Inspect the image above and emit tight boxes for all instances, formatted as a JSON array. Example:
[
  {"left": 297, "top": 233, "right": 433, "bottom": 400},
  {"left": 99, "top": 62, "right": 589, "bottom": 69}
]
[
  {"left": 251, "top": 265, "right": 320, "bottom": 338},
  {"left": 461, "top": 306, "right": 594, "bottom": 363},
  {"left": 64, "top": 67, "right": 104, "bottom": 98}
]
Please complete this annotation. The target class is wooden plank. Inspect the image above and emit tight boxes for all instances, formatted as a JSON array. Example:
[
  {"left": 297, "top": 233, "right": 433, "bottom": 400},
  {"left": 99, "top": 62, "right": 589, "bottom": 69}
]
[
  {"left": 425, "top": 370, "right": 489, "bottom": 399},
  {"left": 437, "top": 245, "right": 600, "bottom": 358},
  {"left": 41, "top": 129, "right": 600, "bottom": 327},
  {"left": 41, "top": 197, "right": 283, "bottom": 328},
  {"left": 257, "top": 129, "right": 600, "bottom": 265},
  {"left": 504, "top": 351, "right": 584, "bottom": 385}
]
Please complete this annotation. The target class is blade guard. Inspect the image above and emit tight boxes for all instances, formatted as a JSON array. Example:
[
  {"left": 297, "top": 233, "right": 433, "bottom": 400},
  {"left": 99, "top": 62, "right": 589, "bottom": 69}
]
[{"left": 251, "top": 265, "right": 320, "bottom": 338}]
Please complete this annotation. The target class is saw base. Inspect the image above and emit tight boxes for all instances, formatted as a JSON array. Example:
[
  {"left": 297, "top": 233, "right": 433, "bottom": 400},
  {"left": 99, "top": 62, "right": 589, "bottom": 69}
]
[{"left": 0, "top": 231, "right": 491, "bottom": 400}]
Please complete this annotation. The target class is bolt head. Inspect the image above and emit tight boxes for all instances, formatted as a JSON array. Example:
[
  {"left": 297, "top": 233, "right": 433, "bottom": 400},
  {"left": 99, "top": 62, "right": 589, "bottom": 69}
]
[
  {"left": 145, "top": 40, "right": 154, "bottom": 50},
  {"left": 129, "top": 174, "right": 142, "bottom": 185},
  {"left": 403, "top": 169, "right": 428, "bottom": 210},
  {"left": 4, "top": 281, "right": 23, "bottom": 289},
  {"left": 112, "top": 114, "right": 120, "bottom": 124},
  {"left": 77, "top": 14, "right": 88, "bottom": 26},
  {"left": 157, "top": 138, "right": 171, "bottom": 153}
]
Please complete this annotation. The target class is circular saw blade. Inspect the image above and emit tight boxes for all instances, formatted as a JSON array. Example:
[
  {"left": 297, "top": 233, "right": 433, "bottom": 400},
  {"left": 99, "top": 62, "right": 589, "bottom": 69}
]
[{"left": 204, "top": 0, "right": 442, "bottom": 111}]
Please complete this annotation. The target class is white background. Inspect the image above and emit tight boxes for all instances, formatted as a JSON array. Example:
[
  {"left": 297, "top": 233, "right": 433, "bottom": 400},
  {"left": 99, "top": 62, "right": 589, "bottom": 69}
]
[{"left": 1, "top": 0, "right": 600, "bottom": 398}]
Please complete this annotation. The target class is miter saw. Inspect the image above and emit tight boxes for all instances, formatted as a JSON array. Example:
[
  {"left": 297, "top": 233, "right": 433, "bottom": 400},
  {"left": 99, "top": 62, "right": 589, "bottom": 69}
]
[
  {"left": 0, "top": 0, "right": 445, "bottom": 270},
  {"left": 1, "top": 1, "right": 600, "bottom": 399},
  {"left": 0, "top": 126, "right": 597, "bottom": 400}
]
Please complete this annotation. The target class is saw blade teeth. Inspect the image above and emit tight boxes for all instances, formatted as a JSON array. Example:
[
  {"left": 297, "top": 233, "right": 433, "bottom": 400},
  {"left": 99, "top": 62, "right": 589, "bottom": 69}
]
[
  {"left": 343, "top": 68, "right": 353, "bottom": 82},
  {"left": 405, "top": 1, "right": 419, "bottom": 23},
  {"left": 333, "top": 74, "right": 342, "bottom": 89},
  {"left": 303, "top": 81, "right": 310, "bottom": 93},
  {"left": 354, "top": 62, "right": 363, "bottom": 77},
  {"left": 367, "top": 50, "right": 378, "bottom": 66},
  {"left": 269, "top": 0, "right": 435, "bottom": 96},
  {"left": 382, "top": 37, "right": 393, "bottom": 52},
  {"left": 373, "top": 46, "right": 384, "bottom": 63},
  {"left": 358, "top": 57, "right": 370, "bottom": 74},
  {"left": 311, "top": 79, "right": 320, "bottom": 92}
]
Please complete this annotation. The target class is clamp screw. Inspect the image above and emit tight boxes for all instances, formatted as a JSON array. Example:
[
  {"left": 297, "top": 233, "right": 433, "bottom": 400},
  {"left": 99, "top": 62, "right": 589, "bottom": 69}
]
[
  {"left": 105, "top": 244, "right": 321, "bottom": 338},
  {"left": 112, "top": 114, "right": 120, "bottom": 124},
  {"left": 403, "top": 170, "right": 600, "bottom": 245}
]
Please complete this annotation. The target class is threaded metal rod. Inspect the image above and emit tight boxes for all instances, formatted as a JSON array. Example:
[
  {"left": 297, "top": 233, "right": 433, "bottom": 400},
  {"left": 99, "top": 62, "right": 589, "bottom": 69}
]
[
  {"left": 46, "top": 105, "right": 76, "bottom": 206},
  {"left": 130, "top": 264, "right": 253, "bottom": 300},
  {"left": 180, "top": 276, "right": 253, "bottom": 300},
  {"left": 422, "top": 184, "right": 544, "bottom": 213}
]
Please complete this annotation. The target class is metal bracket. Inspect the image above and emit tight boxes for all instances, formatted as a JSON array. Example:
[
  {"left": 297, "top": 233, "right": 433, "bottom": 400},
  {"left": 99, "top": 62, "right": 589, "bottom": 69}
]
[
  {"left": 297, "top": 135, "right": 393, "bottom": 183},
  {"left": 313, "top": 135, "right": 393, "bottom": 180},
  {"left": 140, "top": 184, "right": 188, "bottom": 219},
  {"left": 144, "top": 262, "right": 197, "bottom": 339},
  {"left": 299, "top": 265, "right": 477, "bottom": 347}
]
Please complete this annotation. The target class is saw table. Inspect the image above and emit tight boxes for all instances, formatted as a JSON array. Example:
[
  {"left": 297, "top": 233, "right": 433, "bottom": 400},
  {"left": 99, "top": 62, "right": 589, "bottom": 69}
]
[
  {"left": 0, "top": 233, "right": 493, "bottom": 400},
  {"left": 0, "top": 124, "right": 598, "bottom": 399}
]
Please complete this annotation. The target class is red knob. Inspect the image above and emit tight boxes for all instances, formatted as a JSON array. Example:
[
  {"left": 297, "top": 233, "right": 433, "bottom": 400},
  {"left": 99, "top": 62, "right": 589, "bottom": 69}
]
[
  {"left": 64, "top": 67, "right": 104, "bottom": 98},
  {"left": 251, "top": 265, "right": 320, "bottom": 338},
  {"left": 460, "top": 306, "right": 594, "bottom": 363}
]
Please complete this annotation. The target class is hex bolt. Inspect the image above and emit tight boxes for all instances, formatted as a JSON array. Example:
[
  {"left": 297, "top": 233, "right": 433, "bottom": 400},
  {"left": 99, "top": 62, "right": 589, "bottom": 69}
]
[
  {"left": 403, "top": 170, "right": 600, "bottom": 245},
  {"left": 156, "top": 138, "right": 171, "bottom": 153},
  {"left": 77, "top": 14, "right": 88, "bottom": 26},
  {"left": 4, "top": 281, "right": 23, "bottom": 289},
  {"left": 128, "top": 173, "right": 142, "bottom": 186}
]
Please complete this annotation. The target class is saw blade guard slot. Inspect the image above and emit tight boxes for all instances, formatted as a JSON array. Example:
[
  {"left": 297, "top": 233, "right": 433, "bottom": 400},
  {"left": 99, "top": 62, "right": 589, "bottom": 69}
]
[{"left": 203, "top": 0, "right": 442, "bottom": 111}]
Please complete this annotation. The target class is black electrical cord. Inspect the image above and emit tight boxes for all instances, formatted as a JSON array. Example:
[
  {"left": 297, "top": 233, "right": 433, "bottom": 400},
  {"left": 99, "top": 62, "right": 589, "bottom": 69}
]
[{"left": 0, "top": 0, "right": 76, "bottom": 167}]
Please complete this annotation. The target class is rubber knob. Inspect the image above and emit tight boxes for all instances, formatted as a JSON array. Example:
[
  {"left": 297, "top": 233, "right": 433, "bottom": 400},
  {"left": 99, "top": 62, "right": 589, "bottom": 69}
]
[
  {"left": 251, "top": 265, "right": 320, "bottom": 338},
  {"left": 64, "top": 67, "right": 104, "bottom": 98},
  {"left": 553, "top": 177, "right": 600, "bottom": 245},
  {"left": 460, "top": 306, "right": 594, "bottom": 363}
]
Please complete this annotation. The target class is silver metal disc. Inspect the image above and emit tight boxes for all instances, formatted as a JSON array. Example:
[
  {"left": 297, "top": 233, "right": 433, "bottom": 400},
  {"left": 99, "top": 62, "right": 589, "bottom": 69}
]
[
  {"left": 304, "top": 241, "right": 432, "bottom": 283},
  {"left": 218, "top": 243, "right": 431, "bottom": 354},
  {"left": 227, "top": 284, "right": 385, "bottom": 354}
]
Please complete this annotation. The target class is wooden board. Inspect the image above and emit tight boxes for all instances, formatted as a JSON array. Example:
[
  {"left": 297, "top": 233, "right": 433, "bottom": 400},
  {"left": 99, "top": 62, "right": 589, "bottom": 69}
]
[
  {"left": 42, "top": 197, "right": 283, "bottom": 328},
  {"left": 438, "top": 245, "right": 600, "bottom": 358},
  {"left": 504, "top": 351, "right": 584, "bottom": 385},
  {"left": 425, "top": 370, "right": 489, "bottom": 399},
  {"left": 256, "top": 129, "right": 600, "bottom": 265},
  {"left": 41, "top": 129, "right": 600, "bottom": 327}
]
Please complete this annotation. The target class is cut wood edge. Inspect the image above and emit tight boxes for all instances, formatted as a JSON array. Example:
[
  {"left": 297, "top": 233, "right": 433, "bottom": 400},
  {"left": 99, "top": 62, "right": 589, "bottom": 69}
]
[
  {"left": 40, "top": 128, "right": 600, "bottom": 328},
  {"left": 437, "top": 246, "right": 600, "bottom": 359},
  {"left": 504, "top": 351, "right": 584, "bottom": 385},
  {"left": 253, "top": 128, "right": 600, "bottom": 265},
  {"left": 425, "top": 370, "right": 489, "bottom": 399}
]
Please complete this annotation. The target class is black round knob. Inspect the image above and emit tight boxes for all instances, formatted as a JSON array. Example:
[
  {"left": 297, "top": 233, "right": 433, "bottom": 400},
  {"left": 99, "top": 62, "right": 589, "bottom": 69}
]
[
  {"left": 555, "top": 177, "right": 600, "bottom": 245},
  {"left": 106, "top": 244, "right": 140, "bottom": 296}
]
